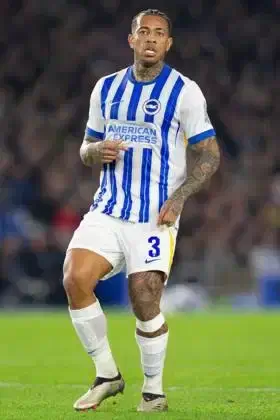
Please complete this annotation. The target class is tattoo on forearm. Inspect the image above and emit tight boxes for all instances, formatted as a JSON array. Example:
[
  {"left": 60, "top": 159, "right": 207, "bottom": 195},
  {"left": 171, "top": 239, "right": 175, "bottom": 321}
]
[
  {"left": 80, "top": 136, "right": 102, "bottom": 166},
  {"left": 172, "top": 136, "right": 220, "bottom": 204}
]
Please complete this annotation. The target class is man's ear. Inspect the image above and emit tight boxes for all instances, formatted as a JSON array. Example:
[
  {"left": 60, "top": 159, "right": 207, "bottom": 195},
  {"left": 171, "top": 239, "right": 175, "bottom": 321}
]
[
  {"left": 128, "top": 33, "right": 134, "bottom": 50},
  {"left": 166, "top": 37, "right": 173, "bottom": 52}
]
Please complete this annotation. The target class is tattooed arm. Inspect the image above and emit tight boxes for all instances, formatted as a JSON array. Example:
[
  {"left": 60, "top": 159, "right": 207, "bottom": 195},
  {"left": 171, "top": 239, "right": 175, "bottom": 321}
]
[
  {"left": 80, "top": 134, "right": 128, "bottom": 166},
  {"left": 80, "top": 135, "right": 102, "bottom": 166},
  {"left": 158, "top": 136, "right": 220, "bottom": 225}
]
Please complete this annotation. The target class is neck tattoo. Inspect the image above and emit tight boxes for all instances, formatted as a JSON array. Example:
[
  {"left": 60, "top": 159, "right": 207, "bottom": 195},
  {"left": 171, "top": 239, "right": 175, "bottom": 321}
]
[{"left": 133, "top": 61, "right": 164, "bottom": 82}]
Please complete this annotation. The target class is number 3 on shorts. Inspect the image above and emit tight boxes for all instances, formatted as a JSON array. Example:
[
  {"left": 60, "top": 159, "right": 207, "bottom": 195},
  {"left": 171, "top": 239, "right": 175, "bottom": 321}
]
[{"left": 148, "top": 236, "right": 160, "bottom": 258}]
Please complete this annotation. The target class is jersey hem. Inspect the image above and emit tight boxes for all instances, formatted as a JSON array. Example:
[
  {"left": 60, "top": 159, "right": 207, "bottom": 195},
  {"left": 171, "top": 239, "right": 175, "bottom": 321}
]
[{"left": 188, "top": 128, "right": 216, "bottom": 144}]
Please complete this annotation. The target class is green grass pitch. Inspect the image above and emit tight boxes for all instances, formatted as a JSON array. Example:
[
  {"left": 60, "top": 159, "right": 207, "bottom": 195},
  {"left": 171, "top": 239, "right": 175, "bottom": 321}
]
[{"left": 1, "top": 310, "right": 280, "bottom": 419}]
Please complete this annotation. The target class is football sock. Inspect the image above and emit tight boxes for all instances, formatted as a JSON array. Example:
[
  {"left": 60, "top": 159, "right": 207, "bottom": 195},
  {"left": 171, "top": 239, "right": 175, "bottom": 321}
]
[
  {"left": 69, "top": 300, "right": 118, "bottom": 379},
  {"left": 136, "top": 315, "right": 169, "bottom": 395}
]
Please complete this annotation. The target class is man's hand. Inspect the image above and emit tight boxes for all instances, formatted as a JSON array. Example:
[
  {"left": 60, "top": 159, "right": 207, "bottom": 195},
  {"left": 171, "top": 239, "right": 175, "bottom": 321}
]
[
  {"left": 157, "top": 194, "right": 184, "bottom": 226},
  {"left": 80, "top": 137, "right": 129, "bottom": 166},
  {"left": 158, "top": 136, "right": 220, "bottom": 226},
  {"left": 92, "top": 140, "right": 129, "bottom": 164}
]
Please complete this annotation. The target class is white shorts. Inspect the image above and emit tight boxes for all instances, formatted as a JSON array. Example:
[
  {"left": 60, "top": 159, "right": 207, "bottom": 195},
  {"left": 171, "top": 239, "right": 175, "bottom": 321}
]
[{"left": 67, "top": 211, "right": 177, "bottom": 281}]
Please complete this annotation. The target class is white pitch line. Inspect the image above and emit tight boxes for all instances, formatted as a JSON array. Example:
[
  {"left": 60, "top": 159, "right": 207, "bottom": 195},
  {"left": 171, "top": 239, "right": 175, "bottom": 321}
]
[
  {"left": 168, "top": 386, "right": 280, "bottom": 393},
  {"left": 0, "top": 382, "right": 85, "bottom": 389},
  {"left": 1, "top": 382, "right": 280, "bottom": 393}
]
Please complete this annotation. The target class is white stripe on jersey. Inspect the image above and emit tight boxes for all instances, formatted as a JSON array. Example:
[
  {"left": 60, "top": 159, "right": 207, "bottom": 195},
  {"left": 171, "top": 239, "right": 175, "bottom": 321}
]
[
  {"left": 89, "top": 65, "right": 216, "bottom": 224},
  {"left": 102, "top": 68, "right": 128, "bottom": 120}
]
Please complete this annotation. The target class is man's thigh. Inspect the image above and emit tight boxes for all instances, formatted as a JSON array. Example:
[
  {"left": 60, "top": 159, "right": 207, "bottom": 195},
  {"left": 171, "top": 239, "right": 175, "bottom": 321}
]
[
  {"left": 67, "top": 211, "right": 125, "bottom": 280},
  {"left": 122, "top": 223, "right": 177, "bottom": 278}
]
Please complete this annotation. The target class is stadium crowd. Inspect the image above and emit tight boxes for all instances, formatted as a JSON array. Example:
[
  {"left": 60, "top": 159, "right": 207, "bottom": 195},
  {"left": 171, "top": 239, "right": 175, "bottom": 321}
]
[{"left": 0, "top": 0, "right": 279, "bottom": 305}]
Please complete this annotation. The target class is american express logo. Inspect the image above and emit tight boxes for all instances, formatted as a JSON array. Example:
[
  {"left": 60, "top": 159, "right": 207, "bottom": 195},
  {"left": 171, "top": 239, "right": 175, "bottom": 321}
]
[{"left": 106, "top": 124, "right": 157, "bottom": 145}]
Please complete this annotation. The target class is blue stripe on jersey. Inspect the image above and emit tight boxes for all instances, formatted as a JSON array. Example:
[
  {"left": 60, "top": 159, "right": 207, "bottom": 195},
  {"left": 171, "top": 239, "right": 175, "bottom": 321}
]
[
  {"left": 91, "top": 164, "right": 108, "bottom": 210},
  {"left": 110, "top": 69, "right": 130, "bottom": 120},
  {"left": 102, "top": 70, "right": 129, "bottom": 216},
  {"left": 145, "top": 65, "right": 172, "bottom": 123},
  {"left": 119, "top": 84, "right": 142, "bottom": 220},
  {"left": 188, "top": 128, "right": 216, "bottom": 144},
  {"left": 121, "top": 148, "right": 133, "bottom": 220},
  {"left": 159, "top": 76, "right": 185, "bottom": 212},
  {"left": 103, "top": 162, "right": 117, "bottom": 215},
  {"left": 139, "top": 148, "right": 152, "bottom": 222},
  {"left": 85, "top": 126, "right": 104, "bottom": 140},
  {"left": 127, "top": 83, "right": 143, "bottom": 121},
  {"left": 101, "top": 74, "right": 117, "bottom": 118}
]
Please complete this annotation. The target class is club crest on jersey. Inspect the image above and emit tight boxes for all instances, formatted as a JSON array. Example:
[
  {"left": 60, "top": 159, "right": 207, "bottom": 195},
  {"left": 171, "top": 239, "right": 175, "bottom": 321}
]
[{"left": 143, "top": 99, "right": 161, "bottom": 116}]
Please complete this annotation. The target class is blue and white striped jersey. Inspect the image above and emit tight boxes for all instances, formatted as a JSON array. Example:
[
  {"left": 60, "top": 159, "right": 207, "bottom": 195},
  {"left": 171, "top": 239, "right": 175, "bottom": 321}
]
[{"left": 85, "top": 64, "right": 216, "bottom": 224}]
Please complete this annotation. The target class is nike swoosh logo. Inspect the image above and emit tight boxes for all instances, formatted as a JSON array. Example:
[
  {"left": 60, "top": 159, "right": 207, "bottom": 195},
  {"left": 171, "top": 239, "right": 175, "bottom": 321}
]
[
  {"left": 145, "top": 258, "right": 161, "bottom": 264},
  {"left": 105, "top": 100, "right": 124, "bottom": 106}
]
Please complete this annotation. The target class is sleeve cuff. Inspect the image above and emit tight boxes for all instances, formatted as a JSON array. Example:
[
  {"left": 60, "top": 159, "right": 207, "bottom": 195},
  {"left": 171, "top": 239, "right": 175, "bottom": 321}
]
[
  {"left": 85, "top": 126, "right": 104, "bottom": 140},
  {"left": 188, "top": 128, "right": 216, "bottom": 145}
]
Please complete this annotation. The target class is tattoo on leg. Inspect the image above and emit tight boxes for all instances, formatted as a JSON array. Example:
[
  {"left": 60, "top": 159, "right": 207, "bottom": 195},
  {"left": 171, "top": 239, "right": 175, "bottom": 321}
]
[
  {"left": 129, "top": 271, "right": 168, "bottom": 337},
  {"left": 129, "top": 271, "right": 164, "bottom": 320}
]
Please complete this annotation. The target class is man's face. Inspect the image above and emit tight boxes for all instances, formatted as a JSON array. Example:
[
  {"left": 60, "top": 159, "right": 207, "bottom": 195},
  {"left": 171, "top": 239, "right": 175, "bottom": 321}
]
[{"left": 128, "top": 14, "right": 173, "bottom": 66}]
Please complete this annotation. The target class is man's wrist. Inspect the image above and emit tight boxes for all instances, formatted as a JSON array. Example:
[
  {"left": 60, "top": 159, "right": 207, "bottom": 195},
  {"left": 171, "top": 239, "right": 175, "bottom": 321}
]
[{"left": 81, "top": 141, "right": 102, "bottom": 166}]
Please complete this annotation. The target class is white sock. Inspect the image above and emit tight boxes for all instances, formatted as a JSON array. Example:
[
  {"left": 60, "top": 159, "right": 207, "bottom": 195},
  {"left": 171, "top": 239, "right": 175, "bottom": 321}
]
[
  {"left": 69, "top": 300, "right": 118, "bottom": 378},
  {"left": 136, "top": 331, "right": 169, "bottom": 395}
]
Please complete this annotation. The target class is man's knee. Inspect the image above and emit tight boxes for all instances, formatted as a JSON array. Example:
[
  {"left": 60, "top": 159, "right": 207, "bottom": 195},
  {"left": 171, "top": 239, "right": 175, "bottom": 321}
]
[
  {"left": 62, "top": 249, "right": 100, "bottom": 303},
  {"left": 63, "top": 249, "right": 112, "bottom": 296},
  {"left": 128, "top": 271, "right": 164, "bottom": 321},
  {"left": 63, "top": 257, "right": 92, "bottom": 300}
]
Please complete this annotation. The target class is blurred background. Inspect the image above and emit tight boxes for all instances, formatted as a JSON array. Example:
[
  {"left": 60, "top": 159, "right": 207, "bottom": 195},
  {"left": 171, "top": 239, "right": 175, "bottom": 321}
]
[{"left": 0, "top": 0, "right": 279, "bottom": 311}]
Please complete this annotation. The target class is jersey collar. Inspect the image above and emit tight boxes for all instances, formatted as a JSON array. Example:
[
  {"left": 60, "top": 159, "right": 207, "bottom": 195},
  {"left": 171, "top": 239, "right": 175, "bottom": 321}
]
[{"left": 128, "top": 64, "right": 170, "bottom": 86}]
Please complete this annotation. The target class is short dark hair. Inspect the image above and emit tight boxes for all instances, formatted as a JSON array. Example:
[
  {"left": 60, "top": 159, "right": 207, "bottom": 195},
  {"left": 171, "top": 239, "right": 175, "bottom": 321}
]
[{"left": 131, "top": 9, "right": 172, "bottom": 35}]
